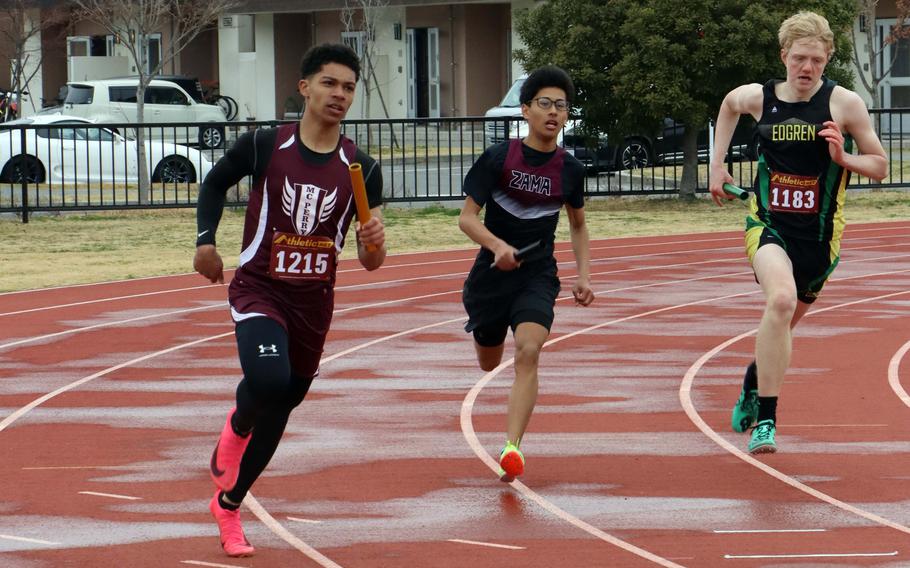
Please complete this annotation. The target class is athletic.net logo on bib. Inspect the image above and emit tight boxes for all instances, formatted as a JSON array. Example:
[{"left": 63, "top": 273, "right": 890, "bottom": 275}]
[{"left": 768, "top": 171, "right": 819, "bottom": 214}]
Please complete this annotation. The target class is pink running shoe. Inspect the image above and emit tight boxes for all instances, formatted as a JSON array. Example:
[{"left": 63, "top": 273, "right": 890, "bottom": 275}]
[
  {"left": 209, "top": 408, "right": 250, "bottom": 492},
  {"left": 209, "top": 491, "right": 255, "bottom": 557}
]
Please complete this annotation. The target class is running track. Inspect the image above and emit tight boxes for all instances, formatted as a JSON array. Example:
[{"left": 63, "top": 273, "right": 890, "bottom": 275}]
[{"left": 1, "top": 221, "right": 909, "bottom": 567}]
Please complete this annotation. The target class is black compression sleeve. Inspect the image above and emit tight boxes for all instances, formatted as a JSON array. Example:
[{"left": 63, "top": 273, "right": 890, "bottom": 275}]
[{"left": 195, "top": 130, "right": 260, "bottom": 246}]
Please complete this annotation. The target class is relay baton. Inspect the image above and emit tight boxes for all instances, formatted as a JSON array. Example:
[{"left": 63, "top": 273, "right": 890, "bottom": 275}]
[
  {"left": 348, "top": 163, "right": 376, "bottom": 252},
  {"left": 722, "top": 182, "right": 750, "bottom": 201},
  {"left": 489, "top": 240, "right": 543, "bottom": 269}
]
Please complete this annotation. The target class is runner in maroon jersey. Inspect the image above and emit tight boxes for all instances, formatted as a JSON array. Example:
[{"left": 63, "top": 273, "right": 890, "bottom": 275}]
[
  {"left": 193, "top": 43, "right": 385, "bottom": 557},
  {"left": 459, "top": 65, "right": 594, "bottom": 482}
]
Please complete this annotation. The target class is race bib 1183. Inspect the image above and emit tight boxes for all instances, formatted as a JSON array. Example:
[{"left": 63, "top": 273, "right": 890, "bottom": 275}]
[{"left": 768, "top": 171, "right": 820, "bottom": 214}]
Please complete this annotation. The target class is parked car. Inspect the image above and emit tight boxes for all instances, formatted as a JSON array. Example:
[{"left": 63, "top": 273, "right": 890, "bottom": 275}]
[
  {"left": 562, "top": 117, "right": 758, "bottom": 172},
  {"left": 0, "top": 114, "right": 213, "bottom": 184},
  {"left": 60, "top": 78, "right": 226, "bottom": 149},
  {"left": 483, "top": 75, "right": 527, "bottom": 143}
]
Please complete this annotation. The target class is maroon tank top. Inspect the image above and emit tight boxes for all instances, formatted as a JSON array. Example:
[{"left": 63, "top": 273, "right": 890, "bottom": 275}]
[{"left": 235, "top": 123, "right": 359, "bottom": 287}]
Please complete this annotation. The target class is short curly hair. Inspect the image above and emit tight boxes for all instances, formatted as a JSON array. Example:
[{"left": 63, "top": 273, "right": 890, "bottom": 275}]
[
  {"left": 519, "top": 65, "right": 575, "bottom": 106},
  {"left": 300, "top": 43, "right": 361, "bottom": 81}
]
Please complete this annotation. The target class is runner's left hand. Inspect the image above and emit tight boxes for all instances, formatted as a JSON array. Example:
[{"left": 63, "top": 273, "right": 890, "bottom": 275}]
[
  {"left": 819, "top": 120, "right": 847, "bottom": 165},
  {"left": 573, "top": 278, "right": 594, "bottom": 306}
]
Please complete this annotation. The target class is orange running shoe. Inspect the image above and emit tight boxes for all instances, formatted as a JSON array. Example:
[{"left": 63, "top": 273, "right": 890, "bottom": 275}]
[{"left": 498, "top": 442, "right": 525, "bottom": 482}]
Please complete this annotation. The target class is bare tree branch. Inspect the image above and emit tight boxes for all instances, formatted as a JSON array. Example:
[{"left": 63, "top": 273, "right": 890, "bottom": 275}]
[{"left": 68, "top": 0, "right": 241, "bottom": 202}]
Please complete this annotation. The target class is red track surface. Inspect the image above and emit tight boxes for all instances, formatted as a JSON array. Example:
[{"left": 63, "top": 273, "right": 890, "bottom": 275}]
[{"left": 1, "top": 221, "right": 909, "bottom": 567}]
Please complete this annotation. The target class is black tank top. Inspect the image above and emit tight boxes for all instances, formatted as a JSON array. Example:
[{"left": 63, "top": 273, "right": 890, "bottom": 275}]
[{"left": 751, "top": 77, "right": 852, "bottom": 242}]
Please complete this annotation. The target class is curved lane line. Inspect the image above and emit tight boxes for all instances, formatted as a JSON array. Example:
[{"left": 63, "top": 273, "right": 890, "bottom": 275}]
[
  {"left": 679, "top": 285, "right": 910, "bottom": 536},
  {"left": 888, "top": 340, "right": 910, "bottom": 408},
  {"left": 460, "top": 290, "right": 758, "bottom": 568}
]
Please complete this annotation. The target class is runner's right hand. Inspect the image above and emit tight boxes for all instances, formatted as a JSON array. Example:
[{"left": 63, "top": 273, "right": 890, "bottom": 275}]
[{"left": 194, "top": 244, "right": 224, "bottom": 284}]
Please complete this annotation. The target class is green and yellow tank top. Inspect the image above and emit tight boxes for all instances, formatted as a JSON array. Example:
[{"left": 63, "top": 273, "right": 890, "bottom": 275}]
[{"left": 749, "top": 77, "right": 852, "bottom": 243}]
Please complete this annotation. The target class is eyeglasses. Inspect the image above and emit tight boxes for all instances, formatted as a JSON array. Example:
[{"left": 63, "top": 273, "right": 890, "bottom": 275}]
[{"left": 531, "top": 97, "right": 570, "bottom": 112}]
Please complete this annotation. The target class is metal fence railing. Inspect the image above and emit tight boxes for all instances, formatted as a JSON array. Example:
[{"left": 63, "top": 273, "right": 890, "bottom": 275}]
[{"left": 1, "top": 110, "right": 907, "bottom": 221}]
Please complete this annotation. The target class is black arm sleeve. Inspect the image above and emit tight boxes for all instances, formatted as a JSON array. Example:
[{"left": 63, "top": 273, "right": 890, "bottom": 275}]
[
  {"left": 195, "top": 129, "right": 263, "bottom": 247},
  {"left": 355, "top": 148, "right": 384, "bottom": 208}
]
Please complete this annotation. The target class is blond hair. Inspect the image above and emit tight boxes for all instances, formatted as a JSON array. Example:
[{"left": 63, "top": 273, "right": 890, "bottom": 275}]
[{"left": 778, "top": 11, "right": 835, "bottom": 54}]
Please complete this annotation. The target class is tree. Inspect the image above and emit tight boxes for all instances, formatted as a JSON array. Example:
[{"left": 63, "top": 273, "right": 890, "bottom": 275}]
[
  {"left": 69, "top": 0, "right": 240, "bottom": 203},
  {"left": 515, "top": 0, "right": 857, "bottom": 198},
  {"left": 0, "top": 0, "right": 66, "bottom": 120},
  {"left": 852, "top": 0, "right": 910, "bottom": 112}
]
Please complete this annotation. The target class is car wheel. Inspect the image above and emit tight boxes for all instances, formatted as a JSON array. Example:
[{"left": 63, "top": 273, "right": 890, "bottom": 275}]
[
  {"left": 153, "top": 156, "right": 196, "bottom": 183},
  {"left": 199, "top": 125, "right": 224, "bottom": 149},
  {"left": 0, "top": 155, "right": 45, "bottom": 183},
  {"left": 619, "top": 139, "right": 652, "bottom": 169}
]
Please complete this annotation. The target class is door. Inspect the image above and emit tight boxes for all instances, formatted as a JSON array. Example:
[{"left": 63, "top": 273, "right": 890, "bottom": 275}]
[
  {"left": 406, "top": 29, "right": 416, "bottom": 118},
  {"left": 427, "top": 27, "right": 440, "bottom": 118},
  {"left": 67, "top": 36, "right": 91, "bottom": 80},
  {"left": 878, "top": 19, "right": 910, "bottom": 135}
]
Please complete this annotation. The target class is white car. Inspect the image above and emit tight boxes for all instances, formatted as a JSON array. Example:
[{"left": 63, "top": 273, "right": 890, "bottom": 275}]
[
  {"left": 0, "top": 114, "right": 213, "bottom": 184},
  {"left": 61, "top": 78, "right": 227, "bottom": 149}
]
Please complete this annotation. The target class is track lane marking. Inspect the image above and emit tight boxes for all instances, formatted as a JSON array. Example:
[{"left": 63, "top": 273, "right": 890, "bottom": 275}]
[
  {"left": 78, "top": 491, "right": 141, "bottom": 500},
  {"left": 447, "top": 539, "right": 525, "bottom": 550},
  {"left": 680, "top": 280, "right": 910, "bottom": 537},
  {"left": 887, "top": 339, "right": 910, "bottom": 408}
]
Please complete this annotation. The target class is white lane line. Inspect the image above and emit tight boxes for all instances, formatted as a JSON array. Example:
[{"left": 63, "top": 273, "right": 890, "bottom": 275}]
[
  {"left": 0, "top": 289, "right": 458, "bottom": 352},
  {"left": 243, "top": 494, "right": 342, "bottom": 568},
  {"left": 679, "top": 283, "right": 910, "bottom": 537},
  {"left": 0, "top": 284, "right": 215, "bottom": 317},
  {"left": 0, "top": 304, "right": 215, "bottom": 351},
  {"left": 287, "top": 517, "right": 322, "bottom": 524},
  {"left": 713, "top": 529, "right": 826, "bottom": 534},
  {"left": 78, "top": 491, "right": 141, "bottom": 500},
  {"left": 0, "top": 534, "right": 61, "bottom": 545},
  {"left": 462, "top": 290, "right": 761, "bottom": 568},
  {"left": 446, "top": 538, "right": 525, "bottom": 550},
  {"left": 1, "top": 222, "right": 903, "bottom": 300},
  {"left": 724, "top": 551, "right": 898, "bottom": 559},
  {"left": 180, "top": 560, "right": 247, "bottom": 568},
  {"left": 2, "top": 255, "right": 905, "bottom": 563},
  {"left": 887, "top": 339, "right": 910, "bottom": 408}
]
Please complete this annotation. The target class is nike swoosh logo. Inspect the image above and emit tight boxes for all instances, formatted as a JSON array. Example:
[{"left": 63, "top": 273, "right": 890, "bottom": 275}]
[
  {"left": 210, "top": 442, "right": 225, "bottom": 477},
  {"left": 198, "top": 230, "right": 210, "bottom": 238}
]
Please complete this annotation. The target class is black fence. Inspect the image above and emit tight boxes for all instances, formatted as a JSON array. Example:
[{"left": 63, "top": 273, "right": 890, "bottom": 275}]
[{"left": 1, "top": 109, "right": 907, "bottom": 221}]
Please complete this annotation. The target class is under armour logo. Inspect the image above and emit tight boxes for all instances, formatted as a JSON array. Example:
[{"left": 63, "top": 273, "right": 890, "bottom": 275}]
[{"left": 258, "top": 344, "right": 278, "bottom": 356}]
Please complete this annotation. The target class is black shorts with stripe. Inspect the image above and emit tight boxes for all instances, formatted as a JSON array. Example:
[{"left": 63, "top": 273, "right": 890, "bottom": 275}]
[
  {"left": 745, "top": 225, "right": 839, "bottom": 304},
  {"left": 462, "top": 257, "right": 560, "bottom": 346}
]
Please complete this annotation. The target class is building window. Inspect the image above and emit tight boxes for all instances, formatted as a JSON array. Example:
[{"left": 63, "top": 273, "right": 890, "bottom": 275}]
[
  {"left": 341, "top": 31, "right": 365, "bottom": 60},
  {"left": 238, "top": 14, "right": 255, "bottom": 53}
]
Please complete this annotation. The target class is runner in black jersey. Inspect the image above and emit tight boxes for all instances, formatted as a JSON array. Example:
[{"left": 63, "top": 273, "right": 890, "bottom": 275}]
[
  {"left": 459, "top": 66, "right": 594, "bottom": 482},
  {"left": 193, "top": 44, "right": 386, "bottom": 557},
  {"left": 709, "top": 12, "right": 887, "bottom": 455}
]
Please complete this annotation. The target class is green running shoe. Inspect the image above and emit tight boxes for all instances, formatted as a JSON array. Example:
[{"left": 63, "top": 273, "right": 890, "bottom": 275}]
[
  {"left": 498, "top": 442, "right": 525, "bottom": 482},
  {"left": 748, "top": 419, "right": 777, "bottom": 454},
  {"left": 731, "top": 388, "right": 759, "bottom": 433}
]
